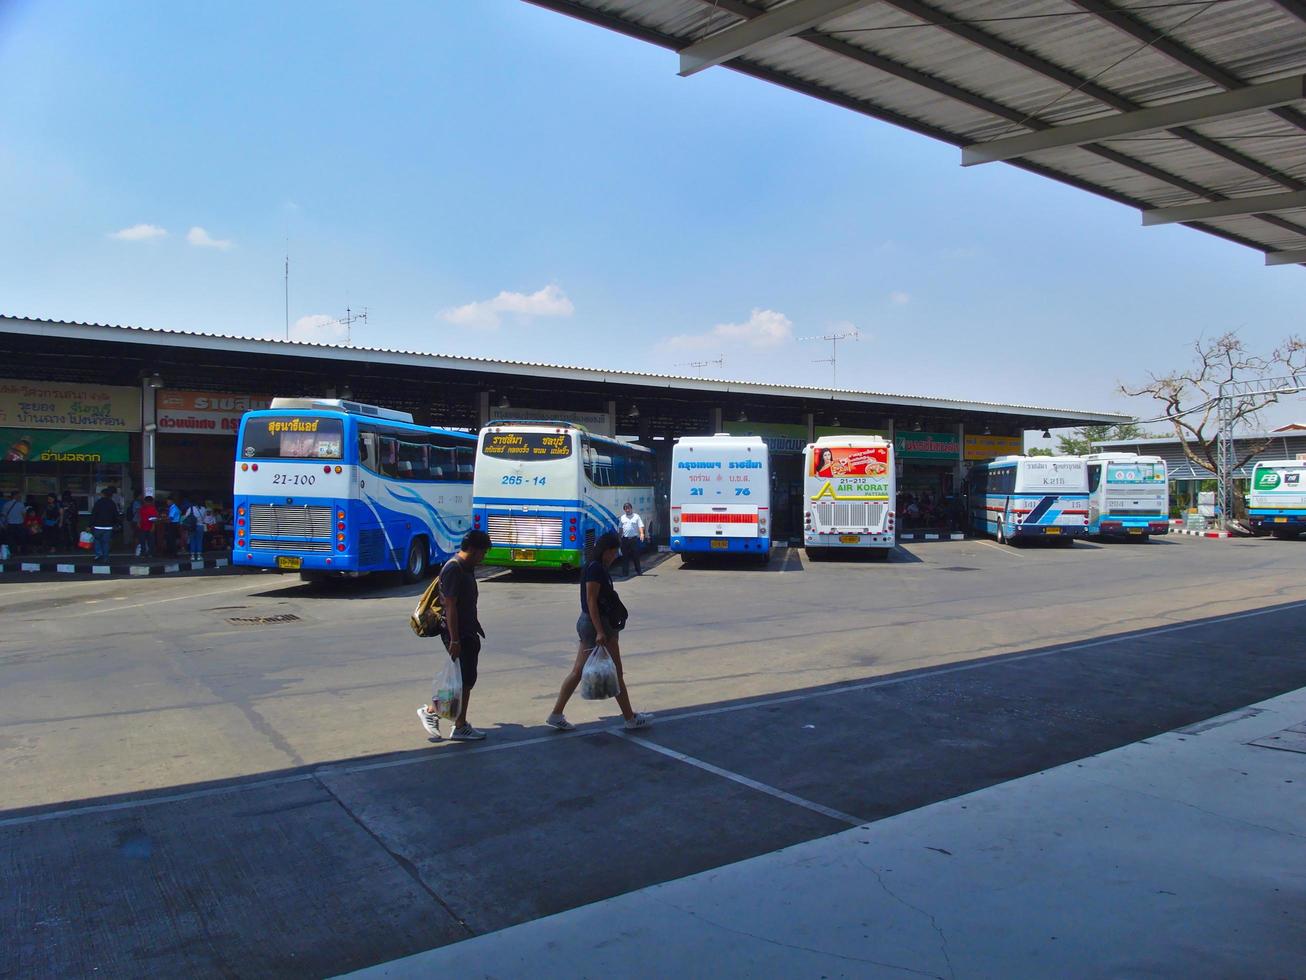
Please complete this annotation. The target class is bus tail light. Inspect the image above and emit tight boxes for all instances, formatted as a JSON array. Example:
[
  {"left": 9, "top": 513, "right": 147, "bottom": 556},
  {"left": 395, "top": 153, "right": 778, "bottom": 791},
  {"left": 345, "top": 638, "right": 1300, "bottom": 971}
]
[
  {"left": 334, "top": 465, "right": 342, "bottom": 474},
  {"left": 241, "top": 463, "right": 249, "bottom": 472},
  {"left": 337, "top": 522, "right": 345, "bottom": 531},
  {"left": 323, "top": 465, "right": 332, "bottom": 473},
  {"left": 237, "top": 538, "right": 245, "bottom": 548},
  {"left": 251, "top": 464, "right": 258, "bottom": 471},
  {"left": 238, "top": 506, "right": 246, "bottom": 517},
  {"left": 473, "top": 514, "right": 481, "bottom": 527},
  {"left": 337, "top": 533, "right": 345, "bottom": 542},
  {"left": 337, "top": 544, "right": 346, "bottom": 552}
]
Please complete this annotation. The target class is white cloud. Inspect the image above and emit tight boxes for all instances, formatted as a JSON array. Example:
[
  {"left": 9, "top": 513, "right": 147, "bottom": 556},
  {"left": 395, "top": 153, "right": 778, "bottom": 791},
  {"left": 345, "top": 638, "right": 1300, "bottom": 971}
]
[
  {"left": 288, "top": 314, "right": 345, "bottom": 344},
  {"left": 889, "top": 291, "right": 911, "bottom": 305},
  {"left": 109, "top": 223, "right": 167, "bottom": 242},
  {"left": 439, "top": 284, "right": 574, "bottom": 329},
  {"left": 187, "top": 226, "right": 233, "bottom": 250},
  {"left": 664, "top": 308, "right": 794, "bottom": 351}
]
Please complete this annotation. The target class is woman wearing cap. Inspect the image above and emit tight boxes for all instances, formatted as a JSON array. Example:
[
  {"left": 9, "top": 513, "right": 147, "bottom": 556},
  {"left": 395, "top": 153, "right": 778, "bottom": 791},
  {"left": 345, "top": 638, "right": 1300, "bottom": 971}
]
[{"left": 546, "top": 530, "right": 652, "bottom": 732}]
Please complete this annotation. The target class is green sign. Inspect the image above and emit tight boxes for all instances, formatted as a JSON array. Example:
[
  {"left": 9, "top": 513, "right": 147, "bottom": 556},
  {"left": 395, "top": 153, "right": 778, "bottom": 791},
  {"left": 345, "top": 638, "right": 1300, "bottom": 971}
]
[
  {"left": 723, "top": 421, "right": 890, "bottom": 455},
  {"left": 0, "top": 428, "right": 130, "bottom": 463},
  {"left": 895, "top": 431, "right": 959, "bottom": 460}
]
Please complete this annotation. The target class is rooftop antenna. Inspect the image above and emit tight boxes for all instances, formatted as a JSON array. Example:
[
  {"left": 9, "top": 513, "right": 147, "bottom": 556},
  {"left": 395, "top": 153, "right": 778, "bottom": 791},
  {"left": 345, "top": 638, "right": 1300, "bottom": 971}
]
[
  {"left": 283, "top": 241, "right": 290, "bottom": 341},
  {"left": 798, "top": 328, "right": 859, "bottom": 386},
  {"left": 676, "top": 355, "right": 725, "bottom": 373},
  {"left": 334, "top": 306, "right": 368, "bottom": 346}
]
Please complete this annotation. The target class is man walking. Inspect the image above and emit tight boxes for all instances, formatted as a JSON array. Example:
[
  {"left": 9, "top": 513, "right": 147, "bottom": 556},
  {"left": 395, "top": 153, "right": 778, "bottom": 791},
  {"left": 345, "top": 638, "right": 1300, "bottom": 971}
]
[
  {"left": 2, "top": 490, "right": 26, "bottom": 557},
  {"left": 417, "top": 530, "right": 493, "bottom": 742},
  {"left": 89, "top": 487, "right": 119, "bottom": 561},
  {"left": 618, "top": 501, "right": 645, "bottom": 576}
]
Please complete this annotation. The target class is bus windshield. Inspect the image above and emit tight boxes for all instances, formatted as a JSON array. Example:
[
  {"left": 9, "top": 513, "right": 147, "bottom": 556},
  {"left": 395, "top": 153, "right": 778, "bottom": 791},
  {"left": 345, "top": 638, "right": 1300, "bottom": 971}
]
[
  {"left": 480, "top": 430, "right": 573, "bottom": 461},
  {"left": 1105, "top": 461, "right": 1164, "bottom": 483},
  {"left": 241, "top": 415, "right": 344, "bottom": 460}
]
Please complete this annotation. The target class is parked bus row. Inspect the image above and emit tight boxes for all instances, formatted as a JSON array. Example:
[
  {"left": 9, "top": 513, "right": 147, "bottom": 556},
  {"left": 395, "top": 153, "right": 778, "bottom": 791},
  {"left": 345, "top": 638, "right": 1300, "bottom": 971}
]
[
  {"left": 967, "top": 452, "right": 1170, "bottom": 545},
  {"left": 235, "top": 400, "right": 1279, "bottom": 579}
]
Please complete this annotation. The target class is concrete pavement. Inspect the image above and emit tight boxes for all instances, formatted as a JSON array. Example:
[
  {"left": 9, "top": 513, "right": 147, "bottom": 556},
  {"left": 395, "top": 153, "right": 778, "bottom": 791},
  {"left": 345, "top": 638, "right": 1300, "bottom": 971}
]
[{"left": 354, "top": 687, "right": 1306, "bottom": 979}]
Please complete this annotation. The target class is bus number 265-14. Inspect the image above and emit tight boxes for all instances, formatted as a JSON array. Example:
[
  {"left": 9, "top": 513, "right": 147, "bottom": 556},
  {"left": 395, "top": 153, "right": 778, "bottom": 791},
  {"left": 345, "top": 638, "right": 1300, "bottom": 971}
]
[{"left": 500, "top": 475, "right": 547, "bottom": 486}]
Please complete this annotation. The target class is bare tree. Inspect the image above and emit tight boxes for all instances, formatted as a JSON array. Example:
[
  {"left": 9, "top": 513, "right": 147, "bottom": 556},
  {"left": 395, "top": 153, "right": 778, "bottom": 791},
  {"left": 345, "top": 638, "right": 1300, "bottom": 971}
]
[{"left": 1121, "top": 332, "right": 1306, "bottom": 479}]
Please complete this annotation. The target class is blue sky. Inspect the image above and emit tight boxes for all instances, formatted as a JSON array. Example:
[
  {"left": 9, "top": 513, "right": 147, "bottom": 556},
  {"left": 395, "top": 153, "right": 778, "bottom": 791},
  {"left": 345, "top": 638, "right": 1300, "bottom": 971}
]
[{"left": 2, "top": 0, "right": 1303, "bottom": 426}]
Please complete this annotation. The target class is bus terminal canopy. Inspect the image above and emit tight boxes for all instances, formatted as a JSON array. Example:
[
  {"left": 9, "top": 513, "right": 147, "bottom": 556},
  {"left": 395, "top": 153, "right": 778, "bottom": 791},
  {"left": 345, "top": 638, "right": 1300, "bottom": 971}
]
[{"left": 528, "top": 0, "right": 1306, "bottom": 267}]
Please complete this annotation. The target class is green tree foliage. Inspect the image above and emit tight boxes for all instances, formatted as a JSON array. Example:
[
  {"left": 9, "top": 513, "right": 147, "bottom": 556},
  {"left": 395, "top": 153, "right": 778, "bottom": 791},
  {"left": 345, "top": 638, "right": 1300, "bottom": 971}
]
[{"left": 1056, "top": 423, "right": 1148, "bottom": 456}]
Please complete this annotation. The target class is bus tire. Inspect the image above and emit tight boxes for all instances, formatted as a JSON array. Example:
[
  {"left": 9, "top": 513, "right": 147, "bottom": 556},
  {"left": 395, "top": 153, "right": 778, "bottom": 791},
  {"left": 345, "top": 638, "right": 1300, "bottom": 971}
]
[
  {"left": 299, "top": 570, "right": 329, "bottom": 584},
  {"left": 996, "top": 521, "right": 1007, "bottom": 545},
  {"left": 1273, "top": 529, "right": 1300, "bottom": 541},
  {"left": 403, "top": 537, "right": 429, "bottom": 583}
]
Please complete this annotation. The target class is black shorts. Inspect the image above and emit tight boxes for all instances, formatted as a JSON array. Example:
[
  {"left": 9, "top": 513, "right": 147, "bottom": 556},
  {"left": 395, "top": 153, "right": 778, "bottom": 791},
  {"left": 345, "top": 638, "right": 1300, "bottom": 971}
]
[
  {"left": 576, "top": 614, "right": 617, "bottom": 648},
  {"left": 441, "top": 633, "right": 481, "bottom": 691}
]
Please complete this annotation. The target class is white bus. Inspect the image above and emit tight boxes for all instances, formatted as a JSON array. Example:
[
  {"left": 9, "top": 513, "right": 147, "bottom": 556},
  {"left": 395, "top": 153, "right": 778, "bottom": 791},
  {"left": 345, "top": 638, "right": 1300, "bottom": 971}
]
[
  {"left": 1249, "top": 458, "right": 1306, "bottom": 538},
  {"left": 472, "top": 421, "right": 655, "bottom": 570},
  {"left": 232, "top": 399, "right": 476, "bottom": 581},
  {"left": 1083, "top": 452, "right": 1170, "bottom": 539},
  {"left": 670, "top": 434, "right": 770, "bottom": 560},
  {"left": 967, "top": 455, "right": 1089, "bottom": 546},
  {"left": 802, "top": 435, "right": 895, "bottom": 559}
]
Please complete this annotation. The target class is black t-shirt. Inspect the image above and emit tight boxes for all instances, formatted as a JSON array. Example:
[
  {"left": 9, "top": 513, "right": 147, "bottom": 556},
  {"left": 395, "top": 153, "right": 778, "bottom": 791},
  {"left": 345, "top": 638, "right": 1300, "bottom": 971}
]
[
  {"left": 439, "top": 556, "right": 480, "bottom": 639},
  {"left": 579, "top": 559, "right": 613, "bottom": 617}
]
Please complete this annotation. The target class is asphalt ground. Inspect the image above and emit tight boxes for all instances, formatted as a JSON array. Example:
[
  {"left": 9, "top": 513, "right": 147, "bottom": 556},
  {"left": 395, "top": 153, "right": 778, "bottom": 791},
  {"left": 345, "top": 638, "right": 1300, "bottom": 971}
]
[{"left": 3, "top": 535, "right": 1306, "bottom": 976}]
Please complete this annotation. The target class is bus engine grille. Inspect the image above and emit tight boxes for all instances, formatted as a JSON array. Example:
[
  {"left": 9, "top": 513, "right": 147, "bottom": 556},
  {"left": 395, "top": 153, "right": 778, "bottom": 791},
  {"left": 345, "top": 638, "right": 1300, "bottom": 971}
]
[
  {"left": 811, "top": 501, "right": 887, "bottom": 530},
  {"left": 249, "top": 504, "right": 334, "bottom": 539},
  {"left": 485, "top": 514, "right": 563, "bottom": 548}
]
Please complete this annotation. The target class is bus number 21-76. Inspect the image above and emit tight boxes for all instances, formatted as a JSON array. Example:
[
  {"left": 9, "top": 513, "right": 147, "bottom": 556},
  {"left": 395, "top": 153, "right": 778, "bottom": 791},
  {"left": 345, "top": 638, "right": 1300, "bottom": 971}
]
[
  {"left": 734, "top": 487, "right": 751, "bottom": 496},
  {"left": 500, "top": 475, "right": 547, "bottom": 486}
]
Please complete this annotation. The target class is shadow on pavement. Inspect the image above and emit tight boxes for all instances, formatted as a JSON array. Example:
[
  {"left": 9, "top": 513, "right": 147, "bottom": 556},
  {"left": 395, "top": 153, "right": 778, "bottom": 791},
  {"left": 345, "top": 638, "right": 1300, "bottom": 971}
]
[{"left": 6, "top": 599, "right": 1306, "bottom": 977}]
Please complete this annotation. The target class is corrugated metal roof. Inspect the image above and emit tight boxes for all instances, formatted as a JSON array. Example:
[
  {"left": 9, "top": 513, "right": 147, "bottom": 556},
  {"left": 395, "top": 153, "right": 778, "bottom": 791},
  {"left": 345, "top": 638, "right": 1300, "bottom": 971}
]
[
  {"left": 0, "top": 314, "right": 1127, "bottom": 422},
  {"left": 529, "top": 0, "right": 1306, "bottom": 264},
  {"left": 1095, "top": 428, "right": 1306, "bottom": 478}
]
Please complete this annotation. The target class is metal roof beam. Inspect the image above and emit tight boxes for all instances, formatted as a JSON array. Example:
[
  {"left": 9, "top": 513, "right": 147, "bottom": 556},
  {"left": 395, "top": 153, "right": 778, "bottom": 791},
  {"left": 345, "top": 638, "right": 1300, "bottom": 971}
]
[
  {"left": 962, "top": 75, "right": 1306, "bottom": 165},
  {"left": 1266, "top": 248, "right": 1306, "bottom": 266},
  {"left": 1069, "top": 0, "right": 1306, "bottom": 136},
  {"left": 678, "top": 0, "right": 875, "bottom": 77},
  {"left": 1143, "top": 189, "right": 1306, "bottom": 226}
]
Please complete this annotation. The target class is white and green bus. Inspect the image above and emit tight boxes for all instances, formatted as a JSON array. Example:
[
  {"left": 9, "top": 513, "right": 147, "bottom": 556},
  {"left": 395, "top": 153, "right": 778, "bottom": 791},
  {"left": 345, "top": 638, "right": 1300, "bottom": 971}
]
[
  {"left": 472, "top": 421, "right": 656, "bottom": 569},
  {"left": 1249, "top": 458, "right": 1306, "bottom": 539}
]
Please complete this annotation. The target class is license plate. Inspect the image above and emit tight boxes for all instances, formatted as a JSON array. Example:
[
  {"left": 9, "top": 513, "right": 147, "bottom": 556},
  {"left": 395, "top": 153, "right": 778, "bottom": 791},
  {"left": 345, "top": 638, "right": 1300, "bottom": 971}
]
[
  {"left": 840, "top": 535, "right": 860, "bottom": 544},
  {"left": 512, "top": 549, "right": 536, "bottom": 561},
  {"left": 710, "top": 539, "right": 729, "bottom": 550},
  {"left": 1274, "top": 517, "right": 1288, "bottom": 523},
  {"left": 1128, "top": 528, "right": 1143, "bottom": 535},
  {"left": 277, "top": 556, "right": 302, "bottom": 570},
  {"left": 1044, "top": 527, "right": 1061, "bottom": 535}
]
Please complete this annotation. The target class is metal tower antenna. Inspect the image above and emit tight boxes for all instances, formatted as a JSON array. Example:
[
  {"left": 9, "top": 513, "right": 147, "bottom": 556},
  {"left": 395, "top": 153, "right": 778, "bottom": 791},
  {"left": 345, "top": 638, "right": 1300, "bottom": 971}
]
[
  {"left": 798, "top": 328, "right": 859, "bottom": 386},
  {"left": 339, "top": 306, "right": 368, "bottom": 346},
  {"left": 676, "top": 355, "right": 725, "bottom": 373},
  {"left": 283, "top": 245, "right": 289, "bottom": 341}
]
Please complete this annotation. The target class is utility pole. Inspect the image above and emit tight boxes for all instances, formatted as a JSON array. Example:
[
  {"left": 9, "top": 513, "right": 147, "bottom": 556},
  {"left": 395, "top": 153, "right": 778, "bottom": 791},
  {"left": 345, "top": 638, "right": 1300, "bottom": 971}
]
[
  {"left": 283, "top": 246, "right": 290, "bottom": 341},
  {"left": 1216, "top": 372, "right": 1306, "bottom": 530},
  {"left": 799, "top": 328, "right": 859, "bottom": 387}
]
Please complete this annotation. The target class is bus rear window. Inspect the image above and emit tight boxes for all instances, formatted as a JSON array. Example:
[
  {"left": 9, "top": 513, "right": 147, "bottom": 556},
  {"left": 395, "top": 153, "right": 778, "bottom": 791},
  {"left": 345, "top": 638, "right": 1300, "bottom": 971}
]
[
  {"left": 242, "top": 416, "right": 344, "bottom": 459},
  {"left": 481, "top": 431, "right": 572, "bottom": 461}
]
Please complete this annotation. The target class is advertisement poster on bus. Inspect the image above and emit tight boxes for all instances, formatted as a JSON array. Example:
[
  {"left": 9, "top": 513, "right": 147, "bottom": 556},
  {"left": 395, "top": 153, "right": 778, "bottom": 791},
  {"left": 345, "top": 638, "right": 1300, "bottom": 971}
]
[{"left": 809, "top": 444, "right": 891, "bottom": 501}]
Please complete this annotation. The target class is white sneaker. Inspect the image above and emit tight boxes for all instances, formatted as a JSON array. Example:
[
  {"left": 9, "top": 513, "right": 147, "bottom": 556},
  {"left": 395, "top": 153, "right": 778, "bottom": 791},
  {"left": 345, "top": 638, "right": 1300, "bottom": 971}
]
[
  {"left": 450, "top": 724, "right": 486, "bottom": 741},
  {"left": 624, "top": 712, "right": 653, "bottom": 730},
  {"left": 416, "top": 706, "right": 442, "bottom": 740},
  {"left": 546, "top": 713, "right": 575, "bottom": 731}
]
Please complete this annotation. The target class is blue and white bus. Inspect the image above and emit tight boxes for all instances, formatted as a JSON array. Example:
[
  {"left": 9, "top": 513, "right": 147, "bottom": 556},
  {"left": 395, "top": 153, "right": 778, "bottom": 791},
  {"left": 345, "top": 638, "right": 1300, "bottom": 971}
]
[
  {"left": 1084, "top": 452, "right": 1170, "bottom": 539},
  {"left": 232, "top": 399, "right": 476, "bottom": 581},
  {"left": 1249, "top": 458, "right": 1306, "bottom": 538},
  {"left": 967, "top": 455, "right": 1089, "bottom": 546},
  {"left": 670, "top": 434, "right": 771, "bottom": 559},
  {"left": 472, "top": 421, "right": 656, "bottom": 570}
]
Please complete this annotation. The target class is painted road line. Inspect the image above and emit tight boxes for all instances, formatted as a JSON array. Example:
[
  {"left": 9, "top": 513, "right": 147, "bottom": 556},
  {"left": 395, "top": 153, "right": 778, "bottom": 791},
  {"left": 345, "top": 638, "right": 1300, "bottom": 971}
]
[
  {"left": 977, "top": 540, "right": 1023, "bottom": 558},
  {"left": 613, "top": 730, "right": 863, "bottom": 826}
]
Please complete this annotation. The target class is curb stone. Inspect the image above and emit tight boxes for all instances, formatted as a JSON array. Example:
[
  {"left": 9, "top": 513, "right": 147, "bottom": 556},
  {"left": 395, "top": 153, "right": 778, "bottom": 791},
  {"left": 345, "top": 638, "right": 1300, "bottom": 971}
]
[{"left": 0, "top": 558, "right": 232, "bottom": 577}]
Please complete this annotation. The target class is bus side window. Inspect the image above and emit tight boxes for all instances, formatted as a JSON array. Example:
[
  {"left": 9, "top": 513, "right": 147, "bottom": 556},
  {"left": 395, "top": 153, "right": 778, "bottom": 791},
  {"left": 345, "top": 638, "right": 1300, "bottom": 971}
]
[
  {"left": 359, "top": 432, "right": 376, "bottom": 471},
  {"left": 378, "top": 437, "right": 399, "bottom": 479},
  {"left": 1087, "top": 464, "right": 1101, "bottom": 493},
  {"left": 455, "top": 446, "right": 475, "bottom": 481}
]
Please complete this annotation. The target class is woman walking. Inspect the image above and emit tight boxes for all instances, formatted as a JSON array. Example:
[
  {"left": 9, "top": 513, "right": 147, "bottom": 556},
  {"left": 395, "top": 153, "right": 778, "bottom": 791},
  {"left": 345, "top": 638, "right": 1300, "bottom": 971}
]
[
  {"left": 41, "top": 493, "right": 61, "bottom": 553},
  {"left": 546, "top": 531, "right": 652, "bottom": 732}
]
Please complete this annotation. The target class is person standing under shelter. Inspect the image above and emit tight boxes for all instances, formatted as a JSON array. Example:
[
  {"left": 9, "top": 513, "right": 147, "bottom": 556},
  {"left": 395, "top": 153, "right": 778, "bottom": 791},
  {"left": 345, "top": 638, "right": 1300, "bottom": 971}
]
[
  {"left": 89, "top": 488, "right": 119, "bottom": 561},
  {"left": 164, "top": 496, "right": 181, "bottom": 556},
  {"left": 183, "top": 498, "right": 207, "bottom": 561},
  {"left": 2, "top": 490, "right": 26, "bottom": 557},
  {"left": 137, "top": 495, "right": 159, "bottom": 557},
  {"left": 617, "top": 501, "right": 645, "bottom": 577},
  {"left": 417, "top": 530, "right": 493, "bottom": 742}
]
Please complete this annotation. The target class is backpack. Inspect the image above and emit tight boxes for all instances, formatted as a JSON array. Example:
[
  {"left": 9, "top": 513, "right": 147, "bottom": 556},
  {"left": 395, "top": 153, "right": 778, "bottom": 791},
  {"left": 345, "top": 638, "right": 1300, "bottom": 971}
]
[
  {"left": 182, "top": 508, "right": 198, "bottom": 530},
  {"left": 409, "top": 575, "right": 446, "bottom": 637}
]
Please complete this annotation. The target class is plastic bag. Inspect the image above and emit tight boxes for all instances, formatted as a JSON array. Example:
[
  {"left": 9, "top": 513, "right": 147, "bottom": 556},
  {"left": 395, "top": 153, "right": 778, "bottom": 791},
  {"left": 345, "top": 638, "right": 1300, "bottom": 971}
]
[
  {"left": 579, "top": 645, "right": 621, "bottom": 701},
  {"left": 78, "top": 531, "right": 93, "bottom": 550},
  {"left": 432, "top": 658, "right": 463, "bottom": 721}
]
